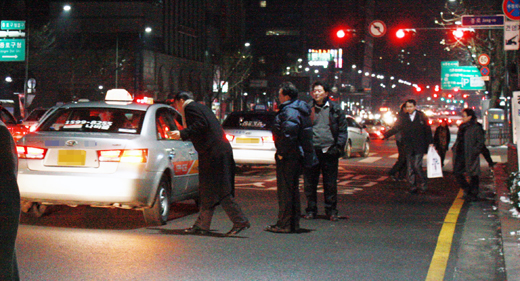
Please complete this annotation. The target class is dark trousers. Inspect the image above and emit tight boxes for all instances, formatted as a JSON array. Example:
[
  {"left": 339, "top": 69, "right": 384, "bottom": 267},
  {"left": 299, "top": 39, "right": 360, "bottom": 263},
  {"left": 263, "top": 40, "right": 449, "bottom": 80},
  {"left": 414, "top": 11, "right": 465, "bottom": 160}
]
[
  {"left": 304, "top": 148, "right": 339, "bottom": 216},
  {"left": 453, "top": 154, "right": 480, "bottom": 199},
  {"left": 194, "top": 195, "right": 248, "bottom": 230},
  {"left": 275, "top": 157, "right": 302, "bottom": 230},
  {"left": 436, "top": 146, "right": 447, "bottom": 167},
  {"left": 389, "top": 140, "right": 407, "bottom": 179},
  {"left": 406, "top": 151, "right": 427, "bottom": 190}
]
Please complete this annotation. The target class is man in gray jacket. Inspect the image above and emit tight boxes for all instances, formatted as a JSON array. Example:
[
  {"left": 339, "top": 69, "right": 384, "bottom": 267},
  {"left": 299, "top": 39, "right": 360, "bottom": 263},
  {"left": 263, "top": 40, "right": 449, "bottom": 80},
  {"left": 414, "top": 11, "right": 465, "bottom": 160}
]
[{"left": 303, "top": 81, "right": 348, "bottom": 221}]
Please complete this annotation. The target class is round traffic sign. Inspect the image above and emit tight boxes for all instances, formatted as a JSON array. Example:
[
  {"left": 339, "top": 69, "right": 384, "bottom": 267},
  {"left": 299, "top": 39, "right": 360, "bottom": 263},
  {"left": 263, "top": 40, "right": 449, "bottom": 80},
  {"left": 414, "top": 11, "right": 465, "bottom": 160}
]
[
  {"left": 478, "top": 54, "right": 490, "bottom": 66},
  {"left": 480, "top": 67, "right": 490, "bottom": 76},
  {"left": 369, "top": 20, "right": 386, "bottom": 38},
  {"left": 503, "top": 0, "right": 520, "bottom": 21}
]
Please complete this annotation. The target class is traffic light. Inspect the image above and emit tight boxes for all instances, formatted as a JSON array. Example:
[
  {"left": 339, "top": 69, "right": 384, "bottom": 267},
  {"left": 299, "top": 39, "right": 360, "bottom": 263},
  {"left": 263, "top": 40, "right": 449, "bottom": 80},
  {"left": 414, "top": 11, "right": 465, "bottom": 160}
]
[
  {"left": 450, "top": 28, "right": 474, "bottom": 43},
  {"left": 336, "top": 29, "right": 346, "bottom": 39},
  {"left": 462, "top": 94, "right": 469, "bottom": 99},
  {"left": 331, "top": 27, "right": 353, "bottom": 44}
]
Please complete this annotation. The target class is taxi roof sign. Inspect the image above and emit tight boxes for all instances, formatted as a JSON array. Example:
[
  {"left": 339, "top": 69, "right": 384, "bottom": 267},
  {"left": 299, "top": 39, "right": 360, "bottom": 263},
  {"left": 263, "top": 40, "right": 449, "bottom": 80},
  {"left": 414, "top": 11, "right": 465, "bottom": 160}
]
[{"left": 105, "top": 89, "right": 133, "bottom": 101}]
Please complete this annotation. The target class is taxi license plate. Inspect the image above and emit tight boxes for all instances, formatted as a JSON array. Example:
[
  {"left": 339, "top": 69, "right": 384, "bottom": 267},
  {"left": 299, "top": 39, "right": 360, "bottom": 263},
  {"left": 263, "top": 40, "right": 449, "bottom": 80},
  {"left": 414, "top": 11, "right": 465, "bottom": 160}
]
[
  {"left": 58, "top": 150, "right": 86, "bottom": 166},
  {"left": 236, "top": 137, "right": 260, "bottom": 144}
]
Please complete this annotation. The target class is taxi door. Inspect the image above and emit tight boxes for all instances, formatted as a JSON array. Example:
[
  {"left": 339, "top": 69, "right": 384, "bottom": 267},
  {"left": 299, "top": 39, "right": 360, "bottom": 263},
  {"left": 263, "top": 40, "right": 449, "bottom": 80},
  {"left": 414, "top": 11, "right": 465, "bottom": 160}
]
[{"left": 155, "top": 108, "right": 197, "bottom": 196}]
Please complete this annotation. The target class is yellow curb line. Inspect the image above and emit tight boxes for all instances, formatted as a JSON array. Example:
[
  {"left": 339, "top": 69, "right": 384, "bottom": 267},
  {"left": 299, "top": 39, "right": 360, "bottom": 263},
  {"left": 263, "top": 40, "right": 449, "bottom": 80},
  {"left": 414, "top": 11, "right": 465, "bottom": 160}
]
[{"left": 426, "top": 188, "right": 465, "bottom": 281}]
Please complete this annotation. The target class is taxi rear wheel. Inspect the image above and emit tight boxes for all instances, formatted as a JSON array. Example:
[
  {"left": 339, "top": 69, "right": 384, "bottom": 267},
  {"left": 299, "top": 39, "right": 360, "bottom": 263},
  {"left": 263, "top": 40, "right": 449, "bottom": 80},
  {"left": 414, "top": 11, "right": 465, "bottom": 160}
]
[
  {"left": 28, "top": 203, "right": 48, "bottom": 218},
  {"left": 342, "top": 141, "right": 352, "bottom": 159},
  {"left": 143, "top": 177, "right": 171, "bottom": 226}
]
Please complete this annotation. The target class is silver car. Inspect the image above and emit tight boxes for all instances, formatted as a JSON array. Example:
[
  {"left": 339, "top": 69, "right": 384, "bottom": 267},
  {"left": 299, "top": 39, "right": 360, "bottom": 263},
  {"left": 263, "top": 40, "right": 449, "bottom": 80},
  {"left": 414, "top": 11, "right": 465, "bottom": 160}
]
[
  {"left": 16, "top": 94, "right": 199, "bottom": 225},
  {"left": 343, "top": 116, "right": 370, "bottom": 158},
  {"left": 222, "top": 111, "right": 277, "bottom": 166}
]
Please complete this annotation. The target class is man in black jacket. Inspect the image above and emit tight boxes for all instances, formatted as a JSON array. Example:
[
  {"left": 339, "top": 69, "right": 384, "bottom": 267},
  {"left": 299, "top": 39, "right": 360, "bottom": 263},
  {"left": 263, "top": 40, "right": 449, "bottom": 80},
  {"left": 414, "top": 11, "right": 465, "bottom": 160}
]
[
  {"left": 303, "top": 81, "right": 348, "bottom": 221},
  {"left": 170, "top": 92, "right": 250, "bottom": 236},
  {"left": 384, "top": 99, "right": 433, "bottom": 193},
  {"left": 265, "top": 82, "right": 317, "bottom": 233},
  {"left": 0, "top": 120, "right": 20, "bottom": 280}
]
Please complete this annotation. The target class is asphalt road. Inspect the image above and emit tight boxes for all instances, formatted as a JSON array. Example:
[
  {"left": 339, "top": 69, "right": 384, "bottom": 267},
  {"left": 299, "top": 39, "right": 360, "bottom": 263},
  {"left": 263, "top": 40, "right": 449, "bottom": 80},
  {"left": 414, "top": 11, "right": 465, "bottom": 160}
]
[{"left": 16, "top": 138, "right": 507, "bottom": 280}]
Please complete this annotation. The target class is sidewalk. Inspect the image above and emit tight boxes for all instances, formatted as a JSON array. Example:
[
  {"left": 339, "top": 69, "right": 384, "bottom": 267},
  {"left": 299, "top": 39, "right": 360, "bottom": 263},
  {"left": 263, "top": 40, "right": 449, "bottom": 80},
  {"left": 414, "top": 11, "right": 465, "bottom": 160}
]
[{"left": 494, "top": 164, "right": 520, "bottom": 281}]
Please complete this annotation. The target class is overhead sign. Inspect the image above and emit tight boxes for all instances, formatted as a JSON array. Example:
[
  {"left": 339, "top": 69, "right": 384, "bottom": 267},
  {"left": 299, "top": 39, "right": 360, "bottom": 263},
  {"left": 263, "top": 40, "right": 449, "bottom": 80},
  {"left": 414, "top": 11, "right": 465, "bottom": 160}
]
[
  {"left": 0, "top": 39, "right": 26, "bottom": 61},
  {"left": 505, "top": 21, "right": 520, "bottom": 50},
  {"left": 441, "top": 64, "right": 486, "bottom": 90},
  {"left": 369, "top": 20, "right": 386, "bottom": 37},
  {"left": 503, "top": 0, "right": 520, "bottom": 21},
  {"left": 461, "top": 15, "right": 505, "bottom": 26},
  {"left": 478, "top": 54, "right": 490, "bottom": 66},
  {"left": 0, "top": 21, "right": 26, "bottom": 30}
]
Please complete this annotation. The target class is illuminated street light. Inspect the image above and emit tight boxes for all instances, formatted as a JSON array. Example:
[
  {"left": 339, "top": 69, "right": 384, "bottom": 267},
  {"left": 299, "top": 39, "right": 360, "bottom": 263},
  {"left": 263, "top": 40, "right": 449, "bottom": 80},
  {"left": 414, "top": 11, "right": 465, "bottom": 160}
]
[
  {"left": 63, "top": 5, "right": 72, "bottom": 11},
  {"left": 145, "top": 27, "right": 152, "bottom": 33}
]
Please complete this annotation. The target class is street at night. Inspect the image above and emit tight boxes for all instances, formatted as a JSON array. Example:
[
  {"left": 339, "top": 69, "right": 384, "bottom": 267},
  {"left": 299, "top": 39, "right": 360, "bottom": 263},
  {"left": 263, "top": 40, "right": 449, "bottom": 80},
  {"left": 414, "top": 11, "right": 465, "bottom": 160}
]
[{"left": 16, "top": 138, "right": 508, "bottom": 280}]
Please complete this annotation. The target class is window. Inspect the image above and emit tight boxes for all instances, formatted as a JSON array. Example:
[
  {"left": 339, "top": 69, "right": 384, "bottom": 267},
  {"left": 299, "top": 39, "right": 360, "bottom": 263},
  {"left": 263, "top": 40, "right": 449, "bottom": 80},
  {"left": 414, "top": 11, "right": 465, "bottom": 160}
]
[{"left": 156, "top": 108, "right": 183, "bottom": 140}]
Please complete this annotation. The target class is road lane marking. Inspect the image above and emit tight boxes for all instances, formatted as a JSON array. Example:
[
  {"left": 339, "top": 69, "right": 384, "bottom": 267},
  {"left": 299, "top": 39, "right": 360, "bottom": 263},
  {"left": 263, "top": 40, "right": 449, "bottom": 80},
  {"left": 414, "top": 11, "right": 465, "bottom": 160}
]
[
  {"left": 390, "top": 153, "right": 399, "bottom": 158},
  {"left": 425, "top": 188, "right": 465, "bottom": 281},
  {"left": 359, "top": 157, "right": 382, "bottom": 163}
]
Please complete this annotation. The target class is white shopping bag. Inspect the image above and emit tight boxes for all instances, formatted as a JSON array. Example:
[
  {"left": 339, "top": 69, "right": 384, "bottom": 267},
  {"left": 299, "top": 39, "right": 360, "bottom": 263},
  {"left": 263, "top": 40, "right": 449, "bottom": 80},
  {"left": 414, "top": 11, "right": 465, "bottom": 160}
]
[{"left": 427, "top": 146, "right": 443, "bottom": 178}]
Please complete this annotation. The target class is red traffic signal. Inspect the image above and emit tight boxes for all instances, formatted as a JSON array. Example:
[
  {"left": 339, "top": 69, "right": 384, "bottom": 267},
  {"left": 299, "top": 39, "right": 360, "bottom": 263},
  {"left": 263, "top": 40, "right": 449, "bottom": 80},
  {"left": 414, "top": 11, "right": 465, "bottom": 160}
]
[{"left": 336, "top": 29, "right": 346, "bottom": 39}]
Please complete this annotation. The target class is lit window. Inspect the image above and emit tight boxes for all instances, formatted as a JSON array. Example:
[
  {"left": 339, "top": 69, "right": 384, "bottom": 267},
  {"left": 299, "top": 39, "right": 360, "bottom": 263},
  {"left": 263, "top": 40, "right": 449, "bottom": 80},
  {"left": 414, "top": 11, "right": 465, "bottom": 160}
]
[{"left": 260, "top": 1, "right": 266, "bottom": 7}]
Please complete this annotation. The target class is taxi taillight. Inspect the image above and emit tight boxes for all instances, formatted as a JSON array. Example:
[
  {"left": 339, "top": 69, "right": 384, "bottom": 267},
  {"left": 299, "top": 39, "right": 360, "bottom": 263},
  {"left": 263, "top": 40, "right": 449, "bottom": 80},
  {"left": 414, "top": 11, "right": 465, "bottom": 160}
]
[
  {"left": 262, "top": 136, "right": 274, "bottom": 143},
  {"left": 98, "top": 149, "right": 148, "bottom": 163},
  {"left": 17, "top": 146, "right": 47, "bottom": 159},
  {"left": 225, "top": 134, "right": 235, "bottom": 142}
]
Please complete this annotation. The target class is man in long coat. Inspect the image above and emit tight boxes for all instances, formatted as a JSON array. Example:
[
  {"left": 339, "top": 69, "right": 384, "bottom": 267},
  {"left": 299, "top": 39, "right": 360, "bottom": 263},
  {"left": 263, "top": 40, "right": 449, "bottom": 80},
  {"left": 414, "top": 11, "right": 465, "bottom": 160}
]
[
  {"left": 170, "top": 92, "right": 250, "bottom": 236},
  {"left": 0, "top": 120, "right": 20, "bottom": 280},
  {"left": 452, "top": 108, "right": 485, "bottom": 201},
  {"left": 384, "top": 99, "right": 433, "bottom": 193}
]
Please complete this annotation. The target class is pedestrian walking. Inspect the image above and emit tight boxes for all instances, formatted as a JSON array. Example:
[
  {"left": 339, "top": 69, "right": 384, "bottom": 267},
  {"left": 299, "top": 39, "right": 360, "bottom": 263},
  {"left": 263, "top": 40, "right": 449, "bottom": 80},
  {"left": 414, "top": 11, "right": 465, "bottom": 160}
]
[
  {"left": 303, "top": 81, "right": 348, "bottom": 221},
  {"left": 452, "top": 108, "right": 486, "bottom": 202},
  {"left": 433, "top": 118, "right": 451, "bottom": 167},
  {"left": 265, "top": 82, "right": 317, "bottom": 233},
  {"left": 384, "top": 99, "right": 433, "bottom": 194},
  {"left": 169, "top": 92, "right": 250, "bottom": 236},
  {"left": 0, "top": 119, "right": 20, "bottom": 281},
  {"left": 388, "top": 103, "right": 407, "bottom": 181}
]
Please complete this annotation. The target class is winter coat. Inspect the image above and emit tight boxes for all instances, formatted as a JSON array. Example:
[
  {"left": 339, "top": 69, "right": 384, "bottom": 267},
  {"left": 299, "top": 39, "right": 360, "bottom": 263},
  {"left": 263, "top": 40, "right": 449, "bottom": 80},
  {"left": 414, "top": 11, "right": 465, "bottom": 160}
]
[
  {"left": 273, "top": 99, "right": 317, "bottom": 168},
  {"left": 452, "top": 119, "right": 485, "bottom": 176},
  {"left": 384, "top": 110, "right": 433, "bottom": 154},
  {"left": 0, "top": 120, "right": 20, "bottom": 280},
  {"left": 179, "top": 101, "right": 235, "bottom": 207},
  {"left": 309, "top": 98, "right": 348, "bottom": 157},
  {"left": 434, "top": 125, "right": 451, "bottom": 151}
]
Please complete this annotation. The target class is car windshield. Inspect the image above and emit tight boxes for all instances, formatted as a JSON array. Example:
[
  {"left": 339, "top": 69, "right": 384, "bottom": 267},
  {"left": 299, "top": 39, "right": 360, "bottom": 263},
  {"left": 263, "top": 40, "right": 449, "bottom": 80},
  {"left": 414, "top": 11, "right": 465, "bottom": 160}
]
[
  {"left": 222, "top": 112, "right": 275, "bottom": 130},
  {"left": 38, "top": 107, "right": 146, "bottom": 134}
]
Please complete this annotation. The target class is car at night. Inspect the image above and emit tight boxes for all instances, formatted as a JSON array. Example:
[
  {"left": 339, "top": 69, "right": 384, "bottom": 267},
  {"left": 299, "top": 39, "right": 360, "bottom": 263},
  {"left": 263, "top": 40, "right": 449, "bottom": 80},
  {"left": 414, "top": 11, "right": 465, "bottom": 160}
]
[
  {"left": 0, "top": 105, "right": 30, "bottom": 142},
  {"left": 362, "top": 119, "right": 390, "bottom": 139},
  {"left": 22, "top": 107, "right": 51, "bottom": 131},
  {"left": 343, "top": 116, "right": 370, "bottom": 159},
  {"left": 16, "top": 89, "right": 199, "bottom": 225},
  {"left": 222, "top": 111, "right": 277, "bottom": 167}
]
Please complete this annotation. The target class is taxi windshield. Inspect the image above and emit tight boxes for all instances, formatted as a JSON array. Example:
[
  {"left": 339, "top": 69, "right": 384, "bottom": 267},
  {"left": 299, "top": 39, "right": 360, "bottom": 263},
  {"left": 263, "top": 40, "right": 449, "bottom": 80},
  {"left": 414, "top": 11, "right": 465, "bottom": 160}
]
[{"left": 38, "top": 108, "right": 145, "bottom": 134}]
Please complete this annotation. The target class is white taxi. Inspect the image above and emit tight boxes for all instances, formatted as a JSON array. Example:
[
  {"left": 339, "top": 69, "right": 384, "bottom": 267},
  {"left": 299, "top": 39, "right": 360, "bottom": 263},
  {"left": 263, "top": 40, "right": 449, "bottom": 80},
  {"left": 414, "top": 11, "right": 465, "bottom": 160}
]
[{"left": 16, "top": 89, "right": 199, "bottom": 225}]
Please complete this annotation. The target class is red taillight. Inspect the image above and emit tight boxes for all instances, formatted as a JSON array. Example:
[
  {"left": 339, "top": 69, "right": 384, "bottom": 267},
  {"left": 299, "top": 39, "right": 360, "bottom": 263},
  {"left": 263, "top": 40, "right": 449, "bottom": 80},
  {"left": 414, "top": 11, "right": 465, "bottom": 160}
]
[
  {"left": 98, "top": 149, "right": 148, "bottom": 163},
  {"left": 225, "top": 134, "right": 235, "bottom": 142},
  {"left": 17, "top": 146, "right": 47, "bottom": 159},
  {"left": 262, "top": 136, "right": 274, "bottom": 143},
  {"left": 428, "top": 120, "right": 433, "bottom": 125}
]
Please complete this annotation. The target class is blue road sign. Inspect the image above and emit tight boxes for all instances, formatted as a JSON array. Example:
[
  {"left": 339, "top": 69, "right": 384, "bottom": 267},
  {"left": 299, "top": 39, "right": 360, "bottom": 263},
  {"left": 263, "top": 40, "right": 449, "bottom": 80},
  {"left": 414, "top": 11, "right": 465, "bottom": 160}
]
[
  {"left": 461, "top": 15, "right": 505, "bottom": 26},
  {"left": 504, "top": 0, "right": 520, "bottom": 21}
]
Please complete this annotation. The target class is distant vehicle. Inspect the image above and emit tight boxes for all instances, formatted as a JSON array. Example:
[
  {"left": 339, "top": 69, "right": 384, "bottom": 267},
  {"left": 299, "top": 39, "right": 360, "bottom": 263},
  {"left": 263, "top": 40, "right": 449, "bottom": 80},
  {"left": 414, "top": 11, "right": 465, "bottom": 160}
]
[
  {"left": 362, "top": 119, "right": 389, "bottom": 139},
  {"left": 0, "top": 105, "right": 30, "bottom": 142},
  {"left": 16, "top": 89, "right": 199, "bottom": 225},
  {"left": 343, "top": 116, "right": 370, "bottom": 158},
  {"left": 22, "top": 108, "right": 50, "bottom": 131},
  {"left": 222, "top": 111, "right": 277, "bottom": 166}
]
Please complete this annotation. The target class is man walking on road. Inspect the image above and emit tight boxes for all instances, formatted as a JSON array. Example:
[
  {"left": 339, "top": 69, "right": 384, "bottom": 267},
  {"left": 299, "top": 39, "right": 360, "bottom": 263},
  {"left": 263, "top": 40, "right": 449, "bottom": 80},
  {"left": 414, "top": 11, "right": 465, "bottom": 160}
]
[
  {"left": 265, "top": 82, "right": 316, "bottom": 233},
  {"left": 303, "top": 81, "right": 348, "bottom": 221},
  {"left": 170, "top": 91, "right": 250, "bottom": 236},
  {"left": 384, "top": 99, "right": 433, "bottom": 194}
]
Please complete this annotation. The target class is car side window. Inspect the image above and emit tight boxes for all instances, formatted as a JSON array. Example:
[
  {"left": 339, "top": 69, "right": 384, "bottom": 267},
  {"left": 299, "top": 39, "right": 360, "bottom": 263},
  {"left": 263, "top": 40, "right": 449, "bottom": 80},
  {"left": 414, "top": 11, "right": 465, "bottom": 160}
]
[
  {"left": 346, "top": 118, "right": 358, "bottom": 128},
  {"left": 156, "top": 108, "right": 180, "bottom": 140}
]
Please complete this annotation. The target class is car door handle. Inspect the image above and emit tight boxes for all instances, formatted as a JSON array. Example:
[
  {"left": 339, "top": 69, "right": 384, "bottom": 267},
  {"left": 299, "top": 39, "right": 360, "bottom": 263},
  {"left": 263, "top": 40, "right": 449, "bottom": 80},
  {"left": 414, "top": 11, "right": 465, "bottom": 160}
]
[
  {"left": 168, "top": 148, "right": 176, "bottom": 159},
  {"left": 189, "top": 151, "right": 196, "bottom": 156}
]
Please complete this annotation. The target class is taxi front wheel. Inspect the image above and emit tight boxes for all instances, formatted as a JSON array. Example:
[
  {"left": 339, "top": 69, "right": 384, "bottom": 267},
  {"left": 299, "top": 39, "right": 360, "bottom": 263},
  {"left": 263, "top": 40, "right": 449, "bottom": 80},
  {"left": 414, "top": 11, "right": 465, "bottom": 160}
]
[{"left": 143, "top": 177, "right": 171, "bottom": 226}]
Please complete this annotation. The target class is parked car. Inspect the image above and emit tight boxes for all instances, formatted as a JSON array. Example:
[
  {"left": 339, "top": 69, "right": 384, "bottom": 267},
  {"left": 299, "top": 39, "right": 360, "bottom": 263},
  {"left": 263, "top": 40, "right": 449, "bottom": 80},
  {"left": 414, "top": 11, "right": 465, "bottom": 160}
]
[
  {"left": 362, "top": 119, "right": 390, "bottom": 139},
  {"left": 343, "top": 116, "right": 370, "bottom": 158},
  {"left": 222, "top": 111, "right": 277, "bottom": 166},
  {"left": 0, "top": 105, "right": 30, "bottom": 142},
  {"left": 16, "top": 89, "right": 199, "bottom": 225}
]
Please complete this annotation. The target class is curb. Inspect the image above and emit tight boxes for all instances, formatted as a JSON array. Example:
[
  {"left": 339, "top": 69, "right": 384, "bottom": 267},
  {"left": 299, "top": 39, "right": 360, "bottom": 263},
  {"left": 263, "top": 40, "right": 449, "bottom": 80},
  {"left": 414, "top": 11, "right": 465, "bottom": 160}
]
[{"left": 494, "top": 164, "right": 520, "bottom": 281}]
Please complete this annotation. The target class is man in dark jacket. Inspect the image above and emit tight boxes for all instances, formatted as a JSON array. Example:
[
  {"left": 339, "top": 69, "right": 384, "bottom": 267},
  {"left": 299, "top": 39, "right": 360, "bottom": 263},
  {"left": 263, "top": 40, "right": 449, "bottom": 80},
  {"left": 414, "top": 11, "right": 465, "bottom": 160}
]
[
  {"left": 452, "top": 108, "right": 485, "bottom": 202},
  {"left": 170, "top": 92, "right": 250, "bottom": 236},
  {"left": 384, "top": 99, "right": 433, "bottom": 193},
  {"left": 265, "top": 82, "right": 317, "bottom": 233},
  {"left": 302, "top": 81, "right": 348, "bottom": 221},
  {"left": 0, "top": 120, "right": 20, "bottom": 280}
]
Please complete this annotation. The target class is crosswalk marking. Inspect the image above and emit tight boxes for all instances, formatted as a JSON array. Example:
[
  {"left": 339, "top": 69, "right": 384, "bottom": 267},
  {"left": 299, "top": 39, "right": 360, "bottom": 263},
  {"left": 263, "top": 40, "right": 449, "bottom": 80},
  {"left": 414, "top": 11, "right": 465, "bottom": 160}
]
[{"left": 359, "top": 157, "right": 382, "bottom": 163}]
